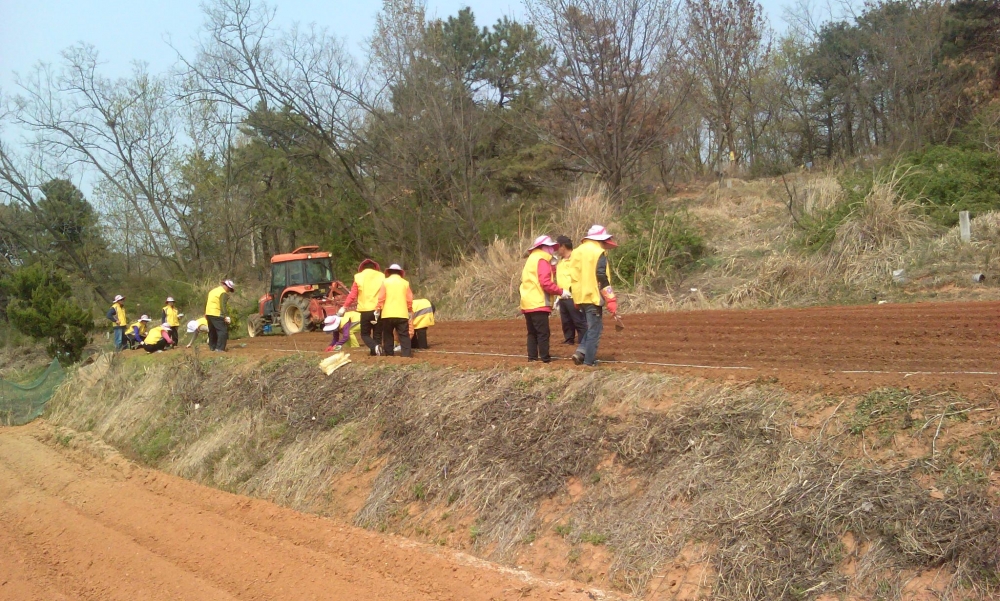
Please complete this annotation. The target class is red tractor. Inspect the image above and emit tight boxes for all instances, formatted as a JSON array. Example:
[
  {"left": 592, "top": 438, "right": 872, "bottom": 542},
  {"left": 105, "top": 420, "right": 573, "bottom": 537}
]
[{"left": 247, "top": 246, "right": 350, "bottom": 337}]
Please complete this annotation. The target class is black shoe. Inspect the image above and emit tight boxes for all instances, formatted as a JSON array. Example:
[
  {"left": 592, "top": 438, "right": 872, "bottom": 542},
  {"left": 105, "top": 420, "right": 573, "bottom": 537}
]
[
  {"left": 563, "top": 340, "right": 575, "bottom": 345},
  {"left": 528, "top": 358, "right": 539, "bottom": 362},
  {"left": 542, "top": 358, "right": 551, "bottom": 363},
  {"left": 571, "top": 352, "right": 584, "bottom": 365}
]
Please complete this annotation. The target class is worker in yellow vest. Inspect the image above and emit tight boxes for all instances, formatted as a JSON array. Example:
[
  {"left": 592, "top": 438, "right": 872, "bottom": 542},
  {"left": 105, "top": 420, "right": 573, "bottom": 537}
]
[
  {"left": 375, "top": 264, "right": 413, "bottom": 357},
  {"left": 519, "top": 235, "right": 569, "bottom": 363},
  {"left": 410, "top": 298, "right": 435, "bottom": 349},
  {"left": 337, "top": 259, "right": 385, "bottom": 356},
  {"left": 161, "top": 297, "right": 183, "bottom": 347},
  {"left": 142, "top": 324, "right": 174, "bottom": 353},
  {"left": 322, "top": 310, "right": 362, "bottom": 351},
  {"left": 205, "top": 279, "right": 234, "bottom": 352},
  {"left": 184, "top": 317, "right": 210, "bottom": 348},
  {"left": 554, "top": 235, "right": 587, "bottom": 345},
  {"left": 569, "top": 225, "right": 618, "bottom": 367},
  {"left": 106, "top": 294, "right": 128, "bottom": 351},
  {"left": 126, "top": 315, "right": 151, "bottom": 350}
]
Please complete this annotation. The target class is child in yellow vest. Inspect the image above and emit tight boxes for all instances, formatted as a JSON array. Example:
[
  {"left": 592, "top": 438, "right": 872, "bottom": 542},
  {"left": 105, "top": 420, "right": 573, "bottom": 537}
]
[
  {"left": 375, "top": 264, "right": 413, "bottom": 357},
  {"left": 410, "top": 299, "right": 435, "bottom": 349},
  {"left": 519, "top": 236, "right": 569, "bottom": 363}
]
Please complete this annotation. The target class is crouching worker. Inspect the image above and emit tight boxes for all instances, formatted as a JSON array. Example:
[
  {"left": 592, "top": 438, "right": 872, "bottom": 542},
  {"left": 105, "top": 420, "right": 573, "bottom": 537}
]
[
  {"left": 376, "top": 264, "right": 413, "bottom": 357},
  {"left": 185, "top": 317, "right": 209, "bottom": 348},
  {"left": 126, "top": 315, "right": 151, "bottom": 350},
  {"left": 323, "top": 310, "right": 362, "bottom": 351},
  {"left": 409, "top": 299, "right": 435, "bottom": 349},
  {"left": 142, "top": 324, "right": 174, "bottom": 353},
  {"left": 519, "top": 235, "right": 568, "bottom": 363}
]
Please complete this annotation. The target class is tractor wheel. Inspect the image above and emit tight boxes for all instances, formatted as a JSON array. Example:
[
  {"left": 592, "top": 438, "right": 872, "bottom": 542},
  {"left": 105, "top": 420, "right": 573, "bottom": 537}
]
[
  {"left": 279, "top": 295, "right": 313, "bottom": 335},
  {"left": 247, "top": 314, "right": 264, "bottom": 338}
]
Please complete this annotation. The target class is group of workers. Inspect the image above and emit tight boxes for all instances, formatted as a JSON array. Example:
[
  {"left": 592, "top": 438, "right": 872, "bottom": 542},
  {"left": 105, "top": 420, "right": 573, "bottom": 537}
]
[
  {"left": 519, "top": 224, "right": 619, "bottom": 367},
  {"left": 107, "top": 279, "right": 236, "bottom": 353},
  {"left": 107, "top": 222, "right": 615, "bottom": 366},
  {"left": 325, "top": 261, "right": 435, "bottom": 357}
]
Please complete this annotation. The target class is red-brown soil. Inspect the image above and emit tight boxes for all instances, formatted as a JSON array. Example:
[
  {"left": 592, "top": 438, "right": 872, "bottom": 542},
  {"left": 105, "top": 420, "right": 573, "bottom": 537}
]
[
  {"left": 0, "top": 422, "right": 610, "bottom": 601},
  {"left": 229, "top": 301, "right": 1000, "bottom": 395}
]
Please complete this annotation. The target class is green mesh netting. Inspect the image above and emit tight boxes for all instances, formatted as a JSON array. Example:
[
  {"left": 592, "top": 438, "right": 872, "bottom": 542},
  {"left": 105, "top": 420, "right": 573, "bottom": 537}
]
[{"left": 0, "top": 359, "right": 65, "bottom": 426}]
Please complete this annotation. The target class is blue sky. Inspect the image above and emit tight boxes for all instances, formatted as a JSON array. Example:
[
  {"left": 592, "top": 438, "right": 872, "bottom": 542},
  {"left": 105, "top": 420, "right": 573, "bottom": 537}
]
[{"left": 1, "top": 0, "right": 791, "bottom": 94}]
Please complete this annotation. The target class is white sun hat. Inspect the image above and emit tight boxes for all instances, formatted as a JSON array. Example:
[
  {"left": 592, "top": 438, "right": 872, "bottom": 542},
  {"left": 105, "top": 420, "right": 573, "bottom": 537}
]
[
  {"left": 222, "top": 279, "right": 235, "bottom": 291},
  {"left": 322, "top": 315, "right": 342, "bottom": 332},
  {"left": 139, "top": 314, "right": 151, "bottom": 322},
  {"left": 528, "top": 235, "right": 557, "bottom": 250},
  {"left": 113, "top": 295, "right": 124, "bottom": 302},
  {"left": 166, "top": 296, "right": 175, "bottom": 302},
  {"left": 186, "top": 319, "right": 200, "bottom": 333},
  {"left": 583, "top": 224, "right": 618, "bottom": 247}
]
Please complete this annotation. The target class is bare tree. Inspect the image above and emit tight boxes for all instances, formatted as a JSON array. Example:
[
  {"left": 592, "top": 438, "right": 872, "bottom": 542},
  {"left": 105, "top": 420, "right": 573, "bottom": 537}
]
[
  {"left": 526, "top": 0, "right": 687, "bottom": 198},
  {"left": 10, "top": 46, "right": 194, "bottom": 277},
  {"left": 685, "top": 0, "right": 771, "bottom": 168}
]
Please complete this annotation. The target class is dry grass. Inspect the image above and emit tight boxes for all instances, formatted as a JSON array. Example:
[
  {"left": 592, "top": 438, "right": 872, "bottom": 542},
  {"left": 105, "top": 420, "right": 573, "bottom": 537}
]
[
  {"left": 45, "top": 354, "right": 1000, "bottom": 599},
  {"left": 829, "top": 167, "right": 936, "bottom": 288},
  {"left": 427, "top": 183, "right": 621, "bottom": 320}
]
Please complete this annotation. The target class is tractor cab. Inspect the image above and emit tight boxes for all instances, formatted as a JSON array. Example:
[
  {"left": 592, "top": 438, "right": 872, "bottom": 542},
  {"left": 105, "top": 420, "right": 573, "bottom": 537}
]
[{"left": 248, "top": 246, "right": 350, "bottom": 337}]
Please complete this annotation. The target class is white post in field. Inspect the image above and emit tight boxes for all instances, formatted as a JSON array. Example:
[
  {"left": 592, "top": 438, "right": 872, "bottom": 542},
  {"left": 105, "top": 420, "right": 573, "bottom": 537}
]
[{"left": 959, "top": 211, "right": 971, "bottom": 243}]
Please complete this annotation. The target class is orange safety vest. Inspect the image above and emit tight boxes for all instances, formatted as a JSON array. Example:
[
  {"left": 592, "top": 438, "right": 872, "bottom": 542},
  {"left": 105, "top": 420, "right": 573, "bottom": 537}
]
[
  {"left": 381, "top": 274, "right": 411, "bottom": 319},
  {"left": 354, "top": 269, "right": 385, "bottom": 312},
  {"left": 519, "top": 249, "right": 554, "bottom": 311},
  {"left": 569, "top": 239, "right": 607, "bottom": 306}
]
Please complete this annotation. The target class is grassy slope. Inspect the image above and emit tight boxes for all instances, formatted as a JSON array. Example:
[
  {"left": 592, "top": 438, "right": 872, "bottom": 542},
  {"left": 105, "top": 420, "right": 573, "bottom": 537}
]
[{"left": 44, "top": 352, "right": 1000, "bottom": 599}]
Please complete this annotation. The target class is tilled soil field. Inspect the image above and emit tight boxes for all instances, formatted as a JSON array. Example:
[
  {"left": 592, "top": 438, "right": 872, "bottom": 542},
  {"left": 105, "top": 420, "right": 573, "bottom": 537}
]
[
  {"left": 230, "top": 300, "right": 1000, "bottom": 395},
  {"left": 0, "top": 423, "right": 607, "bottom": 601}
]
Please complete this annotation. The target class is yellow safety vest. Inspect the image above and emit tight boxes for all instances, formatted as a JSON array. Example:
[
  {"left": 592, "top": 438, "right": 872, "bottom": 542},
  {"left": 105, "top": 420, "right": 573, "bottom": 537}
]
[
  {"left": 354, "top": 269, "right": 385, "bottom": 312},
  {"left": 381, "top": 274, "right": 410, "bottom": 319},
  {"left": 555, "top": 255, "right": 574, "bottom": 292},
  {"left": 519, "top": 249, "right": 554, "bottom": 311},
  {"left": 411, "top": 299, "right": 435, "bottom": 329},
  {"left": 344, "top": 311, "right": 362, "bottom": 347},
  {"left": 144, "top": 325, "right": 168, "bottom": 346},
  {"left": 205, "top": 286, "right": 227, "bottom": 317},
  {"left": 570, "top": 239, "right": 607, "bottom": 306},
  {"left": 162, "top": 305, "right": 180, "bottom": 327},
  {"left": 112, "top": 303, "right": 127, "bottom": 327},
  {"left": 128, "top": 321, "right": 148, "bottom": 338}
]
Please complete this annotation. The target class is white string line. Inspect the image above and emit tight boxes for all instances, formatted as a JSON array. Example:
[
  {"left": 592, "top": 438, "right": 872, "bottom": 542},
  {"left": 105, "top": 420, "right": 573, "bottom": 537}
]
[{"left": 251, "top": 346, "right": 998, "bottom": 376}]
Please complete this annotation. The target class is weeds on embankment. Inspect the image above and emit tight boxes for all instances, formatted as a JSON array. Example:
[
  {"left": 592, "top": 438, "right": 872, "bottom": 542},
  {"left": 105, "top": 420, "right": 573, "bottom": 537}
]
[{"left": 47, "top": 353, "right": 1000, "bottom": 599}]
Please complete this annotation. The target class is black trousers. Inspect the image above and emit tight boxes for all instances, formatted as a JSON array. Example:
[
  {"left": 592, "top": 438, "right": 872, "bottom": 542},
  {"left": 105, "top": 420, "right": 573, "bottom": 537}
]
[
  {"left": 412, "top": 328, "right": 429, "bottom": 349},
  {"left": 207, "top": 315, "right": 229, "bottom": 351},
  {"left": 359, "top": 310, "right": 378, "bottom": 355},
  {"left": 143, "top": 339, "right": 169, "bottom": 353},
  {"left": 380, "top": 318, "right": 411, "bottom": 357},
  {"left": 524, "top": 312, "right": 552, "bottom": 362},
  {"left": 559, "top": 298, "right": 587, "bottom": 344}
]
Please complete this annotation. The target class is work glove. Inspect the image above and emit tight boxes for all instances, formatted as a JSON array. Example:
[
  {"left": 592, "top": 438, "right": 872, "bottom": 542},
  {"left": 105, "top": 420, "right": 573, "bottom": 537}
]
[
  {"left": 372, "top": 310, "right": 380, "bottom": 324},
  {"left": 224, "top": 316, "right": 231, "bottom": 324},
  {"left": 560, "top": 290, "right": 572, "bottom": 300},
  {"left": 601, "top": 286, "right": 618, "bottom": 316},
  {"left": 337, "top": 307, "right": 345, "bottom": 317},
  {"left": 178, "top": 313, "right": 185, "bottom": 318}
]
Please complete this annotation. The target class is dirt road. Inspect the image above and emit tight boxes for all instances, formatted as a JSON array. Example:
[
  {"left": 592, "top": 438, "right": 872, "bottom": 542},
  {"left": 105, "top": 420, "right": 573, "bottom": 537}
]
[
  {"left": 233, "top": 300, "right": 1000, "bottom": 394},
  {"left": 0, "top": 423, "right": 606, "bottom": 601}
]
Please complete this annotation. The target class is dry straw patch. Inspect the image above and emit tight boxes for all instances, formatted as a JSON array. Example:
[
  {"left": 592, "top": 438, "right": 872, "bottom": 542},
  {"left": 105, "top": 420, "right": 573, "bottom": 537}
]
[{"left": 829, "top": 167, "right": 935, "bottom": 288}]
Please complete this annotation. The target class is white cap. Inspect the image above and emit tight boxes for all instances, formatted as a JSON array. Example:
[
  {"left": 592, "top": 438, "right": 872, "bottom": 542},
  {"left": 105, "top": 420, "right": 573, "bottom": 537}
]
[
  {"left": 186, "top": 319, "right": 200, "bottom": 333},
  {"left": 113, "top": 295, "right": 124, "bottom": 303},
  {"left": 583, "top": 224, "right": 617, "bottom": 247},
  {"left": 528, "top": 235, "right": 557, "bottom": 250},
  {"left": 222, "top": 279, "right": 235, "bottom": 291},
  {"left": 322, "top": 315, "right": 342, "bottom": 332},
  {"left": 166, "top": 296, "right": 175, "bottom": 302},
  {"left": 139, "top": 314, "right": 151, "bottom": 322}
]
